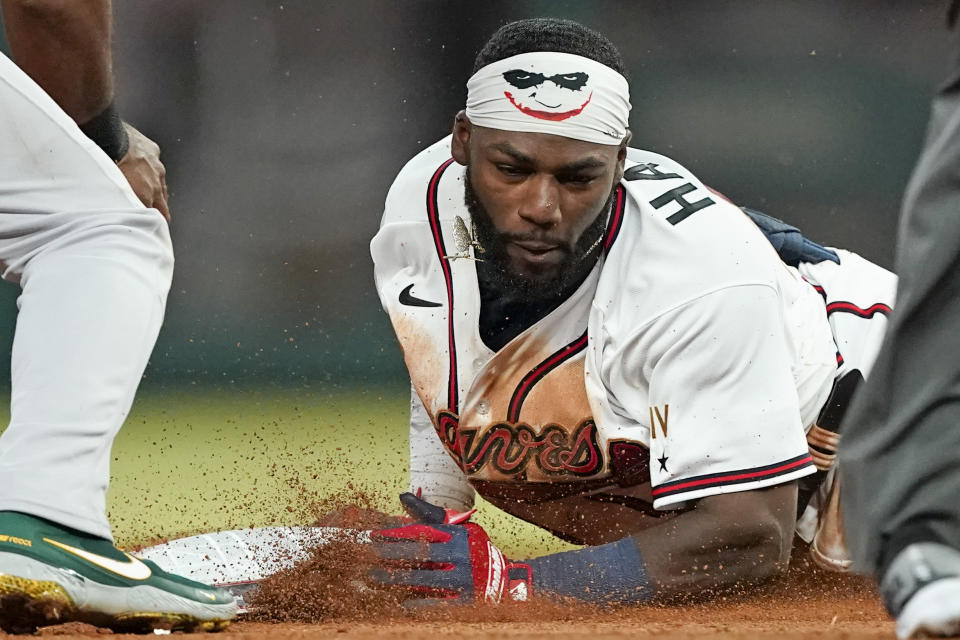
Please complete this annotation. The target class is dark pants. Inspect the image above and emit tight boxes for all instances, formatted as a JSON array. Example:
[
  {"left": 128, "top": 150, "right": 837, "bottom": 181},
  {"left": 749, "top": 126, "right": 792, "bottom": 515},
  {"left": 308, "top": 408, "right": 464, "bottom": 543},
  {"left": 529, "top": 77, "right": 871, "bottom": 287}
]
[{"left": 840, "top": 15, "right": 960, "bottom": 576}]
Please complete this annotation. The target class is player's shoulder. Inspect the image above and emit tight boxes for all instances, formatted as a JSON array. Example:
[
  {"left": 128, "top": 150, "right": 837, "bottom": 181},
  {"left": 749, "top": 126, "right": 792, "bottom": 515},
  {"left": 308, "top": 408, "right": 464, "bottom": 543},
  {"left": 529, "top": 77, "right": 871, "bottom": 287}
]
[
  {"left": 616, "top": 146, "right": 778, "bottom": 266},
  {"left": 382, "top": 136, "right": 457, "bottom": 226},
  {"left": 597, "top": 148, "right": 787, "bottom": 322},
  {"left": 621, "top": 147, "right": 706, "bottom": 188},
  {"left": 617, "top": 146, "right": 748, "bottom": 234},
  {"left": 624, "top": 147, "right": 692, "bottom": 174}
]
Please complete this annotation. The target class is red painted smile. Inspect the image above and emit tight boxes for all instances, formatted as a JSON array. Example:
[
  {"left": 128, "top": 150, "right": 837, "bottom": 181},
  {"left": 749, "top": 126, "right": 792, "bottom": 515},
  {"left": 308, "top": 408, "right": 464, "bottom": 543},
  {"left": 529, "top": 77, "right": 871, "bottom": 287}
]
[{"left": 504, "top": 91, "right": 593, "bottom": 121}]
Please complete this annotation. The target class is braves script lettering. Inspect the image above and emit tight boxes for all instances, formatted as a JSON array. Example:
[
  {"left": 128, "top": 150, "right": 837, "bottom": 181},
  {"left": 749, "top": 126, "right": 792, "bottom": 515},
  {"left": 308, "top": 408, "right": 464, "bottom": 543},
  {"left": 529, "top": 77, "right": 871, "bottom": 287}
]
[{"left": 434, "top": 410, "right": 603, "bottom": 477}]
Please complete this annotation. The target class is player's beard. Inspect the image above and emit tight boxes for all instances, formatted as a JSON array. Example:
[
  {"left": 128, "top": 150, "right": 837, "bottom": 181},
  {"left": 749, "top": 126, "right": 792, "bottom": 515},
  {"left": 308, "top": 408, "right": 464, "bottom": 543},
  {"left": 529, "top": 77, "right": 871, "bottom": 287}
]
[{"left": 465, "top": 167, "right": 615, "bottom": 303}]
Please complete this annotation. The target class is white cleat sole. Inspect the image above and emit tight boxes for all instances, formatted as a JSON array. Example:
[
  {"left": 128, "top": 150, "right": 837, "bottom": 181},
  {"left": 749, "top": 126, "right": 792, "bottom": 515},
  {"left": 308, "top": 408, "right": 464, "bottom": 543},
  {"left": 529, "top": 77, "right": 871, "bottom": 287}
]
[
  {"left": 0, "top": 552, "right": 236, "bottom": 632},
  {"left": 897, "top": 577, "right": 960, "bottom": 639}
]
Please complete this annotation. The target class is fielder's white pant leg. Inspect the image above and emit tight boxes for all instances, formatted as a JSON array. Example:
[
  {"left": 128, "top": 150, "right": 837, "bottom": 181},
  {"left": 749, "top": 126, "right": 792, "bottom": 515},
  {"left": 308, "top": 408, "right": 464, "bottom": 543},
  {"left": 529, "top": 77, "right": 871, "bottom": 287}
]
[{"left": 0, "top": 52, "right": 174, "bottom": 540}]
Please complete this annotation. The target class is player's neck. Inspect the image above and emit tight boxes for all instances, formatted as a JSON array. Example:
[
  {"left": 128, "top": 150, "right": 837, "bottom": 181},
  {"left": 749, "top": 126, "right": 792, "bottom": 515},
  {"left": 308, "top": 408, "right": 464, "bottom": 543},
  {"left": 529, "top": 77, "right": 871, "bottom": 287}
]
[{"left": 475, "top": 251, "right": 599, "bottom": 352}]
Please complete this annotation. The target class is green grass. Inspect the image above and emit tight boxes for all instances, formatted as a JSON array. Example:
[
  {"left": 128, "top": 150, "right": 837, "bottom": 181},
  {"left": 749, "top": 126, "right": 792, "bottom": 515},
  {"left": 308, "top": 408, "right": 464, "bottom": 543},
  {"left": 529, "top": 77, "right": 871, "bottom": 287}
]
[{"left": 66, "top": 387, "right": 576, "bottom": 559}]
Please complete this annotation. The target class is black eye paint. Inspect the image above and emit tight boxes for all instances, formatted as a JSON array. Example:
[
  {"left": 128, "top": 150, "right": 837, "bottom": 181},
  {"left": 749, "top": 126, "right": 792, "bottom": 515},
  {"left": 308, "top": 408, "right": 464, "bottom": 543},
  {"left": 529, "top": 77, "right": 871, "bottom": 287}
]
[
  {"left": 502, "top": 70, "right": 547, "bottom": 90},
  {"left": 502, "top": 69, "right": 590, "bottom": 92},
  {"left": 547, "top": 72, "right": 589, "bottom": 91}
]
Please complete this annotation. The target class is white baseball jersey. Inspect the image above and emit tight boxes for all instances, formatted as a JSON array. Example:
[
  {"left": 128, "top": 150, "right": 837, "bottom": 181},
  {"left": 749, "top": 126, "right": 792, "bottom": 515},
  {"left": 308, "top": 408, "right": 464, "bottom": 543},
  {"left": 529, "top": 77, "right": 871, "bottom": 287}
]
[{"left": 371, "top": 135, "right": 896, "bottom": 520}]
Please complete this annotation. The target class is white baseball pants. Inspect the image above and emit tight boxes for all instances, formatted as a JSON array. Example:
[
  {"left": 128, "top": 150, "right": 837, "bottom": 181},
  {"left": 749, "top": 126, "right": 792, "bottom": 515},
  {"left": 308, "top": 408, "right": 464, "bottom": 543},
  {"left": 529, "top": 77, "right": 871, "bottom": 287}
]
[{"left": 0, "top": 52, "right": 173, "bottom": 541}]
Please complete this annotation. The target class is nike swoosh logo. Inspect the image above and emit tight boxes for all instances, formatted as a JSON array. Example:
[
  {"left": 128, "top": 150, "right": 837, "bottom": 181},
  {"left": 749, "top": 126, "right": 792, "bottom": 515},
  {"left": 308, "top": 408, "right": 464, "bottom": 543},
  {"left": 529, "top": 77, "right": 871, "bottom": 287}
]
[
  {"left": 399, "top": 284, "right": 441, "bottom": 308},
  {"left": 44, "top": 538, "right": 152, "bottom": 581}
]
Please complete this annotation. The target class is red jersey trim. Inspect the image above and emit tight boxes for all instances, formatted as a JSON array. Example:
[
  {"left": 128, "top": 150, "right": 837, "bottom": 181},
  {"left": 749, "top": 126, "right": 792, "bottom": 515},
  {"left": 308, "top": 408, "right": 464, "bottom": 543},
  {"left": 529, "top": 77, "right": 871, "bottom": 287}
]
[
  {"left": 826, "top": 301, "right": 892, "bottom": 318},
  {"left": 651, "top": 453, "right": 814, "bottom": 500},
  {"left": 507, "top": 332, "right": 588, "bottom": 423},
  {"left": 426, "top": 158, "right": 459, "bottom": 412}
]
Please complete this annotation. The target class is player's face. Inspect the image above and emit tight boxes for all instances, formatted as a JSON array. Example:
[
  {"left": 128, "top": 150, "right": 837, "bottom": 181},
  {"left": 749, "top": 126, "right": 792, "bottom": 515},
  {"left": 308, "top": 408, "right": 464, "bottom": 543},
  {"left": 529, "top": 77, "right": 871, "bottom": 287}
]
[{"left": 452, "top": 116, "right": 626, "bottom": 294}]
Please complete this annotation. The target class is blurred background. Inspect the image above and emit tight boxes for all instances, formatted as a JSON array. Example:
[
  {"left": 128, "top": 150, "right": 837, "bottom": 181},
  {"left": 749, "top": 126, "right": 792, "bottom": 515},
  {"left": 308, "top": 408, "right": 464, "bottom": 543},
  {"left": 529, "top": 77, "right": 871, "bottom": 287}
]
[
  {"left": 0, "top": 0, "right": 951, "bottom": 389},
  {"left": 0, "top": 1, "right": 953, "bottom": 548}
]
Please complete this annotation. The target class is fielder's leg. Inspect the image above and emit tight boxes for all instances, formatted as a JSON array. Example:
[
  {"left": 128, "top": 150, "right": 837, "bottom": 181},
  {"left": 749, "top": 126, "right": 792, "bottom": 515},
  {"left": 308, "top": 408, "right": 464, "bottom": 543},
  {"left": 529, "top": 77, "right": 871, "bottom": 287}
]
[
  {"left": 0, "top": 48, "right": 171, "bottom": 542},
  {"left": 0, "top": 52, "right": 236, "bottom": 631}
]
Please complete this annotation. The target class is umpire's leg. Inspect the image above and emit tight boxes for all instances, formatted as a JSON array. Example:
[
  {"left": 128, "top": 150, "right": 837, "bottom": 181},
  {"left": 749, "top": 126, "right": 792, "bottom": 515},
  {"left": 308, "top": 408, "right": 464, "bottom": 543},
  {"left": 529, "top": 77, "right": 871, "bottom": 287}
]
[{"left": 840, "top": 16, "right": 960, "bottom": 577}]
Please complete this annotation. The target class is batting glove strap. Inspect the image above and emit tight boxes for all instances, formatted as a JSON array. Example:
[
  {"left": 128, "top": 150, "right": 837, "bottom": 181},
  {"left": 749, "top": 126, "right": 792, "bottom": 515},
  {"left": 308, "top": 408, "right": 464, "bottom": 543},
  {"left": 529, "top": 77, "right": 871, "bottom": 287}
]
[
  {"left": 400, "top": 491, "right": 476, "bottom": 525},
  {"left": 526, "top": 536, "right": 653, "bottom": 604},
  {"left": 370, "top": 523, "right": 511, "bottom": 603},
  {"left": 507, "top": 563, "right": 533, "bottom": 601}
]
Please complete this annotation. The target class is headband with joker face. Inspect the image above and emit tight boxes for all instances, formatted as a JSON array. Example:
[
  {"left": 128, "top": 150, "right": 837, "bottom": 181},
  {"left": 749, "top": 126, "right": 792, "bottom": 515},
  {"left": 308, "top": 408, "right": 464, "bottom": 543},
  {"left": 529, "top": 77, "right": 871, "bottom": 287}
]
[
  {"left": 466, "top": 51, "right": 630, "bottom": 145},
  {"left": 502, "top": 69, "right": 592, "bottom": 121}
]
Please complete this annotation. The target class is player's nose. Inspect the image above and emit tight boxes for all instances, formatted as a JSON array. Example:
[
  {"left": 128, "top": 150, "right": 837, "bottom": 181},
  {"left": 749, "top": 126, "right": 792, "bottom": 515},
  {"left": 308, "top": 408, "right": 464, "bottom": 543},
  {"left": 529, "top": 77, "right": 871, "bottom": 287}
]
[{"left": 517, "top": 176, "right": 561, "bottom": 228}]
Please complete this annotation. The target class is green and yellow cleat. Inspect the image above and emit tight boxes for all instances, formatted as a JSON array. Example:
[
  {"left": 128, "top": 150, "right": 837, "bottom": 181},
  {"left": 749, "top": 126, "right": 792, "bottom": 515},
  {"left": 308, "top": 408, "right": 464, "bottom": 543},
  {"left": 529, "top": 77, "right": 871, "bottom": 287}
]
[{"left": 0, "top": 511, "right": 237, "bottom": 633}]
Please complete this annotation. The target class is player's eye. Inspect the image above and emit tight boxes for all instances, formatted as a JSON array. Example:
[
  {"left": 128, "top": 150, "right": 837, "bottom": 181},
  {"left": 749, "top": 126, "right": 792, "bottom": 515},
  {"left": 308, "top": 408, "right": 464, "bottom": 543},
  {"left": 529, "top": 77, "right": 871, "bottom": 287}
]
[
  {"left": 497, "top": 164, "right": 529, "bottom": 178},
  {"left": 559, "top": 173, "right": 597, "bottom": 186}
]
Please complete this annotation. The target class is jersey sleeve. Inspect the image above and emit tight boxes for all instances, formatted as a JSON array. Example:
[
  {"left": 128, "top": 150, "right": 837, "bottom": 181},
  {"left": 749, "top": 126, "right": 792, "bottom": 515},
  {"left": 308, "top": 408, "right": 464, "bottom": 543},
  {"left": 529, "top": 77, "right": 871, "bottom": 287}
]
[
  {"left": 614, "top": 285, "right": 816, "bottom": 510},
  {"left": 408, "top": 383, "right": 475, "bottom": 511}
]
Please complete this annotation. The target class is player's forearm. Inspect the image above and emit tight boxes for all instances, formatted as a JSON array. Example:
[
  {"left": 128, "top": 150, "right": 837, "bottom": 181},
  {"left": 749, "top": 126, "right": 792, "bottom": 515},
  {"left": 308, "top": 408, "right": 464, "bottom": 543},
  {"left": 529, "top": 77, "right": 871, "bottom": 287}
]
[
  {"left": 635, "top": 484, "right": 795, "bottom": 596},
  {"left": 527, "top": 483, "right": 796, "bottom": 603},
  {"left": 408, "top": 383, "right": 475, "bottom": 511},
  {"left": 1, "top": 0, "right": 113, "bottom": 123}
]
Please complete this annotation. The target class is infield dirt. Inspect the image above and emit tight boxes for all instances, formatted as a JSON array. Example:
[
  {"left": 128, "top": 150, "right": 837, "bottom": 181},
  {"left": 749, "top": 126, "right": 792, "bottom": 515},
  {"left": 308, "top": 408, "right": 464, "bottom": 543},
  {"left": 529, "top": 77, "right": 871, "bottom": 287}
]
[
  {"left": 0, "top": 592, "right": 893, "bottom": 640},
  {"left": 0, "top": 555, "right": 895, "bottom": 639}
]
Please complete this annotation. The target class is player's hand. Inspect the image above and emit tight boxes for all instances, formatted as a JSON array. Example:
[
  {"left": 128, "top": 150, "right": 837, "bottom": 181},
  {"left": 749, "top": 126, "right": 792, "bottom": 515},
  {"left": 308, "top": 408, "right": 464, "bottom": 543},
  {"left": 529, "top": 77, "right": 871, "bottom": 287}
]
[
  {"left": 117, "top": 122, "right": 170, "bottom": 221},
  {"left": 368, "top": 522, "right": 532, "bottom": 604}
]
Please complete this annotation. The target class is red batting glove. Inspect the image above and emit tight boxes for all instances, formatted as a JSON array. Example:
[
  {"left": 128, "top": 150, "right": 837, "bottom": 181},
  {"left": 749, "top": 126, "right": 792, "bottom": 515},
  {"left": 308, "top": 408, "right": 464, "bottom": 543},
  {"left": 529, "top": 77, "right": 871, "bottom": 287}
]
[{"left": 369, "top": 522, "right": 532, "bottom": 604}]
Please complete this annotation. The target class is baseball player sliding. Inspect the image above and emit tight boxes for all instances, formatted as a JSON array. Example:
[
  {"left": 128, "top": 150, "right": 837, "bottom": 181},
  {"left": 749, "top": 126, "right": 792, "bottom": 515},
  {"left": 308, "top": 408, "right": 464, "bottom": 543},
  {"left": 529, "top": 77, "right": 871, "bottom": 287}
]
[
  {"left": 367, "top": 16, "right": 895, "bottom": 603},
  {"left": 0, "top": 0, "right": 236, "bottom": 632},
  {"left": 141, "top": 18, "right": 896, "bottom": 608}
]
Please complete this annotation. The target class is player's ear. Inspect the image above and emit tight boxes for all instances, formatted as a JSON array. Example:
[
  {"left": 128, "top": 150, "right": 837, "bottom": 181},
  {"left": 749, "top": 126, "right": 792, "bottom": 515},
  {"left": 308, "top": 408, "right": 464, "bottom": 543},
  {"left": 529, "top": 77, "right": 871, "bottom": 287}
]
[
  {"left": 614, "top": 130, "right": 631, "bottom": 181},
  {"left": 451, "top": 111, "right": 472, "bottom": 165}
]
